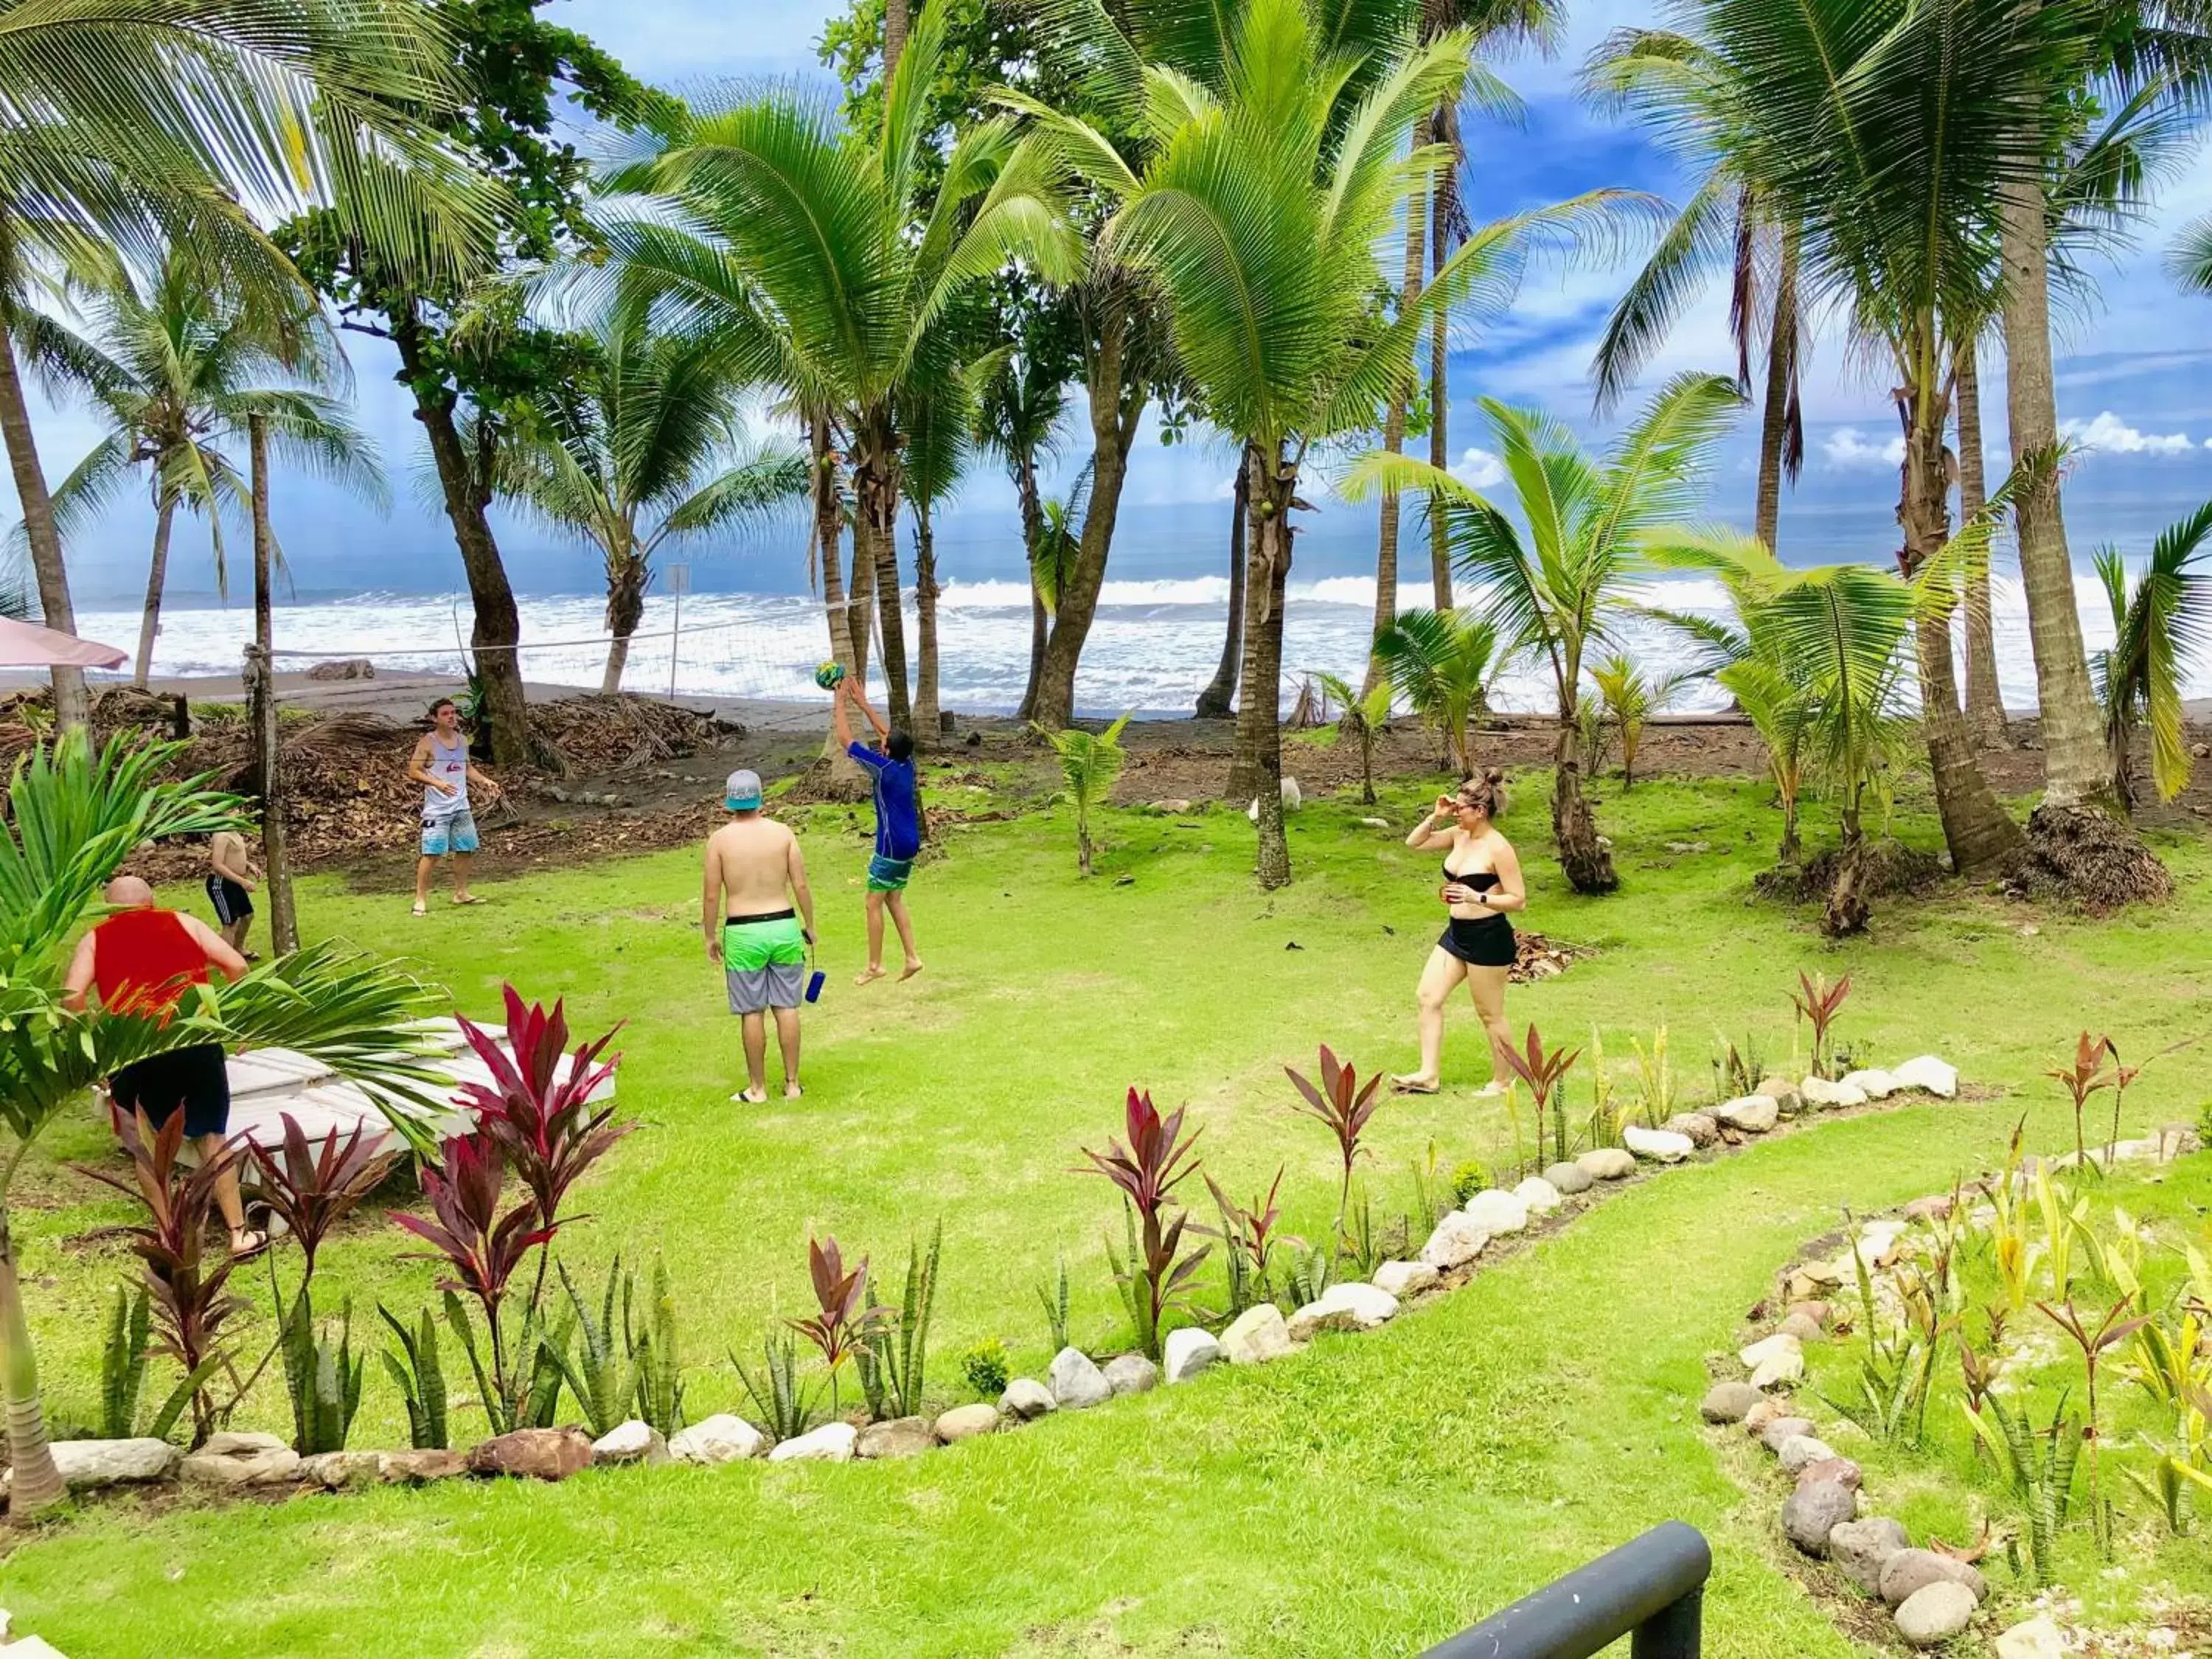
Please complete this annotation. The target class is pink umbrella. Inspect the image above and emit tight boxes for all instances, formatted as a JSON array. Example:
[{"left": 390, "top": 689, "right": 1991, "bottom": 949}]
[{"left": 0, "top": 615, "right": 128, "bottom": 670}]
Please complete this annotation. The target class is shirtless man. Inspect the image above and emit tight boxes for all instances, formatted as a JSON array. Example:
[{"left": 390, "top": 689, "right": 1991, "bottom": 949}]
[
  {"left": 407, "top": 697, "right": 504, "bottom": 916},
  {"left": 701, "top": 769, "right": 815, "bottom": 1103},
  {"left": 205, "top": 828, "right": 260, "bottom": 958}
]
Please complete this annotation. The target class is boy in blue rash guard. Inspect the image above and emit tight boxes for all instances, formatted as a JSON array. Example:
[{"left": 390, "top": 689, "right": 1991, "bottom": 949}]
[{"left": 832, "top": 678, "right": 924, "bottom": 984}]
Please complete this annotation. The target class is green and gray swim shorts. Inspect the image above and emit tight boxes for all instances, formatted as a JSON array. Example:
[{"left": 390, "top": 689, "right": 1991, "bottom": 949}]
[{"left": 723, "top": 910, "right": 807, "bottom": 1013}]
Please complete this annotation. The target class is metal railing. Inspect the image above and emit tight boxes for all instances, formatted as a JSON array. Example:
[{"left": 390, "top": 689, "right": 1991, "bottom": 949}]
[{"left": 1420, "top": 1523, "right": 1712, "bottom": 1659}]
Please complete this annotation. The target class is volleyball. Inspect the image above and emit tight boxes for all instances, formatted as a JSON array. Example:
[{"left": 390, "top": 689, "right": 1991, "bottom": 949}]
[{"left": 813, "top": 661, "right": 847, "bottom": 692}]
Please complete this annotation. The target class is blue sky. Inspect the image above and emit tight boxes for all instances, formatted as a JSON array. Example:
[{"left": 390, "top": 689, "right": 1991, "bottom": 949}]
[{"left": 31, "top": 0, "right": 2212, "bottom": 602}]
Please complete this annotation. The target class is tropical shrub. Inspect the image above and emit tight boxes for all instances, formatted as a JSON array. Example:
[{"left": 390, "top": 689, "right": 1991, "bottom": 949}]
[
  {"left": 1496, "top": 1026, "right": 1580, "bottom": 1172},
  {"left": 1449, "top": 1160, "right": 1492, "bottom": 1209},
  {"left": 1311, "top": 672, "right": 1394, "bottom": 804},
  {"left": 1788, "top": 972, "right": 1849, "bottom": 1079},
  {"left": 1371, "top": 610, "right": 1508, "bottom": 779},
  {"left": 1079, "top": 1088, "right": 1208, "bottom": 1362},
  {"left": 1284, "top": 1045, "right": 1386, "bottom": 1252},
  {"left": 733, "top": 1331, "right": 812, "bottom": 1441},
  {"left": 1204, "top": 1169, "right": 1289, "bottom": 1318},
  {"left": 787, "top": 1236, "right": 884, "bottom": 1419},
  {"left": 379, "top": 1304, "right": 450, "bottom": 1450},
  {"left": 858, "top": 1222, "right": 942, "bottom": 1422},
  {"left": 959, "top": 1338, "right": 1010, "bottom": 1400},
  {"left": 1037, "top": 714, "right": 1131, "bottom": 876},
  {"left": 1036, "top": 1253, "right": 1071, "bottom": 1352}
]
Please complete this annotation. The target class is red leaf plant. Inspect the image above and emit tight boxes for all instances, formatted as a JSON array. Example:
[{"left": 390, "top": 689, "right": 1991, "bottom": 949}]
[
  {"left": 249, "top": 1113, "right": 397, "bottom": 1283},
  {"left": 1286, "top": 1045, "right": 1385, "bottom": 1245},
  {"left": 785, "top": 1235, "right": 886, "bottom": 1416},
  {"left": 391, "top": 1132, "right": 553, "bottom": 1391},
  {"left": 1202, "top": 1166, "right": 1293, "bottom": 1310},
  {"left": 76, "top": 1107, "right": 252, "bottom": 1443},
  {"left": 1496, "top": 1024, "right": 1581, "bottom": 1172},
  {"left": 2045, "top": 1031, "right": 2117, "bottom": 1172},
  {"left": 1077, "top": 1088, "right": 1209, "bottom": 1361},
  {"left": 1788, "top": 971, "right": 1851, "bottom": 1079},
  {"left": 457, "top": 986, "right": 629, "bottom": 1236}
]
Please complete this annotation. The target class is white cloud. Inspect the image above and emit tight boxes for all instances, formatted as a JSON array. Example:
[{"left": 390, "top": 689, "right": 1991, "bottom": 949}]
[
  {"left": 2059, "top": 411, "right": 2197, "bottom": 455},
  {"left": 1453, "top": 447, "right": 1506, "bottom": 487},
  {"left": 1821, "top": 427, "right": 1905, "bottom": 469}
]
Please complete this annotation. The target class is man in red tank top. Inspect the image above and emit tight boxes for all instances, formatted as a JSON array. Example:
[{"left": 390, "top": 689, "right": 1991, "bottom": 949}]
[{"left": 63, "top": 877, "right": 260, "bottom": 1254}]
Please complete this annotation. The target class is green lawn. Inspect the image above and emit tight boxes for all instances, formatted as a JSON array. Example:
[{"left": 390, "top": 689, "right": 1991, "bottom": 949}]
[{"left": 8, "top": 766, "right": 2212, "bottom": 1657}]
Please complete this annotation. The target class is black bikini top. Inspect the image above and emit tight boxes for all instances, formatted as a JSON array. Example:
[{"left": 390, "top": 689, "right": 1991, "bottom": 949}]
[{"left": 1443, "top": 864, "right": 1501, "bottom": 890}]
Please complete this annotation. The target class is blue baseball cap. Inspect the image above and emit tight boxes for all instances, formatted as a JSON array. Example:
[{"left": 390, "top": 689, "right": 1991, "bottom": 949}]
[{"left": 724, "top": 769, "right": 763, "bottom": 810}]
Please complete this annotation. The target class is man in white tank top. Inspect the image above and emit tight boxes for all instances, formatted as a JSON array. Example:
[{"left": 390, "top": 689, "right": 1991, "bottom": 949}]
[{"left": 407, "top": 695, "right": 504, "bottom": 916}]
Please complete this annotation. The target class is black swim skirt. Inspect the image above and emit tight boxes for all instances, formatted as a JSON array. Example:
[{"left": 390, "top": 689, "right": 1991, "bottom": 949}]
[{"left": 1439, "top": 914, "right": 1516, "bottom": 968}]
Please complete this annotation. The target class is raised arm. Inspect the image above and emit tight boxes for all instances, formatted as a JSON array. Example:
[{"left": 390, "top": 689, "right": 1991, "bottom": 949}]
[
  {"left": 787, "top": 832, "right": 815, "bottom": 942},
  {"left": 1405, "top": 794, "right": 1456, "bottom": 849},
  {"left": 701, "top": 840, "right": 723, "bottom": 961},
  {"left": 832, "top": 680, "right": 858, "bottom": 751},
  {"left": 851, "top": 681, "right": 888, "bottom": 740}
]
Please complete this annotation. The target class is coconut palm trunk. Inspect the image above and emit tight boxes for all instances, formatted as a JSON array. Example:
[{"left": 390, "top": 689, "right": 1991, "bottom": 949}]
[
  {"left": 249, "top": 414, "right": 299, "bottom": 953},
  {"left": 1957, "top": 338, "right": 2004, "bottom": 743},
  {"left": 851, "top": 417, "right": 911, "bottom": 735},
  {"left": 1753, "top": 228, "right": 1799, "bottom": 550},
  {"left": 1231, "top": 445, "right": 1295, "bottom": 887},
  {"left": 0, "top": 1175, "right": 62, "bottom": 1510},
  {"left": 0, "top": 315, "right": 88, "bottom": 728},
  {"left": 1551, "top": 681, "right": 1616, "bottom": 894},
  {"left": 914, "top": 503, "right": 942, "bottom": 742},
  {"left": 1897, "top": 395, "right": 2022, "bottom": 876},
  {"left": 601, "top": 544, "right": 647, "bottom": 694},
  {"left": 1196, "top": 451, "right": 1250, "bottom": 718},
  {"left": 133, "top": 493, "right": 181, "bottom": 689},
  {"left": 1999, "top": 179, "right": 2110, "bottom": 807},
  {"left": 1015, "top": 452, "right": 1047, "bottom": 720},
  {"left": 1368, "top": 157, "right": 1429, "bottom": 692},
  {"left": 1427, "top": 189, "right": 1454, "bottom": 612}
]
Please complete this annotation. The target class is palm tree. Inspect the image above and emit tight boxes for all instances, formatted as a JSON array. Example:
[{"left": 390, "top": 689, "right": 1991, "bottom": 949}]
[
  {"left": 1016, "top": 0, "right": 1613, "bottom": 888},
  {"left": 1371, "top": 608, "right": 1509, "bottom": 779},
  {"left": 902, "top": 375, "right": 975, "bottom": 742},
  {"left": 496, "top": 307, "right": 807, "bottom": 692},
  {"left": 2093, "top": 498, "right": 2212, "bottom": 809},
  {"left": 1354, "top": 372, "right": 1743, "bottom": 893},
  {"left": 23, "top": 253, "right": 384, "bottom": 689},
  {"left": 1037, "top": 713, "right": 1131, "bottom": 874},
  {"left": 588, "top": 10, "right": 1077, "bottom": 738},
  {"left": 0, "top": 733, "right": 441, "bottom": 1513},
  {"left": 1582, "top": 28, "right": 1805, "bottom": 554},
  {"left": 1587, "top": 651, "right": 1687, "bottom": 790},
  {"left": 1314, "top": 672, "right": 1395, "bottom": 803},
  {"left": 2176, "top": 214, "right": 2212, "bottom": 291},
  {"left": 973, "top": 347, "right": 1071, "bottom": 720},
  {"left": 0, "top": 0, "right": 493, "bottom": 730}
]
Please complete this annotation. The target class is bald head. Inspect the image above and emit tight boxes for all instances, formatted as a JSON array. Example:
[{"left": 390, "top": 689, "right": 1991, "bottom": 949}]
[{"left": 104, "top": 875, "right": 153, "bottom": 908}]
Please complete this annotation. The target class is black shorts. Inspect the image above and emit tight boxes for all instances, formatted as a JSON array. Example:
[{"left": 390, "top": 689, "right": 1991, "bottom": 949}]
[
  {"left": 1440, "top": 915, "right": 1517, "bottom": 969},
  {"left": 206, "top": 874, "right": 252, "bottom": 925},
  {"left": 110, "top": 1042, "right": 232, "bottom": 1138}
]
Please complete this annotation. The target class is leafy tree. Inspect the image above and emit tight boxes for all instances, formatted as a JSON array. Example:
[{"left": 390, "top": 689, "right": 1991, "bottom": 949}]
[
  {"left": 1355, "top": 373, "right": 1742, "bottom": 893},
  {"left": 282, "top": 0, "right": 664, "bottom": 764},
  {"left": 0, "top": 0, "right": 491, "bottom": 729},
  {"left": 21, "top": 251, "right": 383, "bottom": 688},
  {"left": 495, "top": 307, "right": 807, "bottom": 692},
  {"left": 2093, "top": 498, "right": 2212, "bottom": 808},
  {"left": 1371, "top": 609, "right": 1509, "bottom": 781},
  {"left": 0, "top": 734, "right": 440, "bottom": 1512}
]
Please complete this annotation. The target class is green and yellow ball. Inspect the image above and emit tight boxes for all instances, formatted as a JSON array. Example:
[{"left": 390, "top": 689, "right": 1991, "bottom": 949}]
[{"left": 813, "top": 661, "right": 847, "bottom": 692}]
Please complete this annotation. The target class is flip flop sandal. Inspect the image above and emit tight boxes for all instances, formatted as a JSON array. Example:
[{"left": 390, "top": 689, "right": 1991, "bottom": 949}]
[
  {"left": 452, "top": 895, "right": 484, "bottom": 906},
  {"left": 229, "top": 1228, "right": 271, "bottom": 1260},
  {"left": 411, "top": 902, "right": 428, "bottom": 917}
]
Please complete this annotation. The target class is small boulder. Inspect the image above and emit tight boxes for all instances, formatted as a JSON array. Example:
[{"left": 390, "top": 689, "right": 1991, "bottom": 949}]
[
  {"left": 1781, "top": 1481, "right": 1858, "bottom": 1555},
  {"left": 1663, "top": 1112, "right": 1720, "bottom": 1147},
  {"left": 1739, "top": 1332, "right": 1803, "bottom": 1371},
  {"left": 1374, "top": 1259, "right": 1439, "bottom": 1298},
  {"left": 2155, "top": 1123, "right": 2202, "bottom": 1158},
  {"left": 1827, "top": 1516, "right": 1909, "bottom": 1596},
  {"left": 1512, "top": 1175, "right": 1563, "bottom": 1214},
  {"left": 1543, "top": 1161, "right": 1594, "bottom": 1195},
  {"left": 1285, "top": 1281, "right": 1399, "bottom": 1341},
  {"left": 1759, "top": 1416, "right": 1817, "bottom": 1453},
  {"left": 1699, "top": 1381, "right": 1762, "bottom": 1424},
  {"left": 591, "top": 1420, "right": 670, "bottom": 1467},
  {"left": 669, "top": 1413, "right": 768, "bottom": 1464},
  {"left": 1046, "top": 1346, "right": 1112, "bottom": 1410},
  {"left": 1786, "top": 1300, "right": 1832, "bottom": 1329},
  {"left": 1751, "top": 1347, "right": 1806, "bottom": 1390},
  {"left": 21, "top": 1438, "right": 179, "bottom": 1493},
  {"left": 1891, "top": 1055, "right": 1958, "bottom": 1099},
  {"left": 934, "top": 1404, "right": 1000, "bottom": 1443},
  {"left": 1163, "top": 1326, "right": 1221, "bottom": 1383},
  {"left": 468, "top": 1427, "right": 593, "bottom": 1481},
  {"left": 768, "top": 1422, "right": 857, "bottom": 1463},
  {"left": 1755, "top": 1077, "right": 1804, "bottom": 1114},
  {"left": 1713, "top": 1096, "right": 1779, "bottom": 1134},
  {"left": 299, "top": 1450, "right": 383, "bottom": 1490},
  {"left": 181, "top": 1430, "right": 300, "bottom": 1488},
  {"left": 1878, "top": 1550, "right": 1985, "bottom": 1610},
  {"left": 306, "top": 656, "right": 375, "bottom": 681},
  {"left": 1994, "top": 1615, "right": 2069, "bottom": 1659},
  {"left": 1776, "top": 1434, "right": 1839, "bottom": 1475},
  {"left": 1743, "top": 1398, "right": 1790, "bottom": 1436},
  {"left": 1576, "top": 1147, "right": 1638, "bottom": 1180},
  {"left": 1798, "top": 1456, "right": 1862, "bottom": 1492},
  {"left": 1461, "top": 1189, "right": 1530, "bottom": 1235},
  {"left": 1777, "top": 1312, "right": 1825, "bottom": 1346},
  {"left": 1220, "top": 1303, "right": 1294, "bottom": 1365},
  {"left": 1801, "top": 1076, "right": 1868, "bottom": 1109},
  {"left": 1902, "top": 1194, "right": 1952, "bottom": 1224},
  {"left": 1000, "top": 1379, "right": 1057, "bottom": 1419},
  {"left": 1894, "top": 1582, "right": 1978, "bottom": 1648},
  {"left": 856, "top": 1416, "right": 936, "bottom": 1459},
  {"left": 1419, "top": 1213, "right": 1490, "bottom": 1270},
  {"left": 379, "top": 1449, "right": 468, "bottom": 1483},
  {"left": 1624, "top": 1125, "right": 1694, "bottom": 1163},
  {"left": 1840, "top": 1068, "right": 1901, "bottom": 1101},
  {"left": 1102, "top": 1354, "right": 1160, "bottom": 1396}
]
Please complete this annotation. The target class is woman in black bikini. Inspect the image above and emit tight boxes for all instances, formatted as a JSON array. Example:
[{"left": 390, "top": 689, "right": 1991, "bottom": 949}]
[{"left": 1391, "top": 770, "right": 1526, "bottom": 1095}]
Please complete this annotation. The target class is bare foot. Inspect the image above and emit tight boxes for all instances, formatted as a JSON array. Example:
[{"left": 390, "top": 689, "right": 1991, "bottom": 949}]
[
  {"left": 453, "top": 894, "right": 483, "bottom": 906},
  {"left": 731, "top": 1087, "right": 768, "bottom": 1105},
  {"left": 784, "top": 1082, "right": 804, "bottom": 1099},
  {"left": 899, "top": 959, "right": 924, "bottom": 981},
  {"left": 1472, "top": 1080, "right": 1508, "bottom": 1099},
  {"left": 854, "top": 965, "right": 887, "bottom": 986},
  {"left": 1390, "top": 1073, "right": 1440, "bottom": 1095}
]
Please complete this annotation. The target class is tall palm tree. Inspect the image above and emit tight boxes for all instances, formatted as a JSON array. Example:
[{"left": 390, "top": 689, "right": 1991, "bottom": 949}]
[
  {"left": 1354, "top": 373, "right": 1744, "bottom": 893},
  {"left": 0, "top": 733, "right": 441, "bottom": 1513},
  {"left": 973, "top": 346, "right": 1071, "bottom": 720},
  {"left": 901, "top": 372, "right": 975, "bottom": 742},
  {"left": 1018, "top": 0, "right": 1613, "bottom": 887},
  {"left": 2093, "top": 498, "right": 2212, "bottom": 808},
  {"left": 588, "top": 10, "right": 1077, "bottom": 737},
  {"left": 1582, "top": 28, "right": 1804, "bottom": 552},
  {"left": 23, "top": 253, "right": 384, "bottom": 688},
  {"left": 496, "top": 307, "right": 807, "bottom": 692},
  {"left": 0, "top": 0, "right": 493, "bottom": 730},
  {"left": 1371, "top": 607, "right": 1509, "bottom": 778}
]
